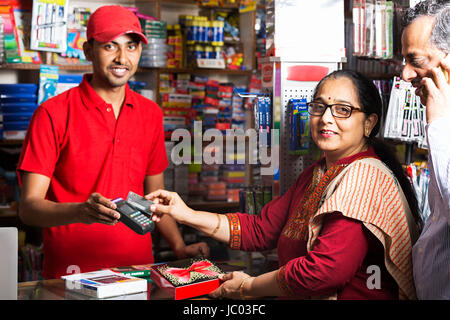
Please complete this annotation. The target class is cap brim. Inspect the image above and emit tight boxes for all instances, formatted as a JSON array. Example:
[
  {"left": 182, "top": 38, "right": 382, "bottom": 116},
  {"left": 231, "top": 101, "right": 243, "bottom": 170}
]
[{"left": 94, "top": 30, "right": 149, "bottom": 45}]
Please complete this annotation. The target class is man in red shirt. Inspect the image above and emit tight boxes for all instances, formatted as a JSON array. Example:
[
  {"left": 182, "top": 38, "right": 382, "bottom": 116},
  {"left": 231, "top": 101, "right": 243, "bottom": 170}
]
[{"left": 17, "top": 5, "right": 209, "bottom": 279}]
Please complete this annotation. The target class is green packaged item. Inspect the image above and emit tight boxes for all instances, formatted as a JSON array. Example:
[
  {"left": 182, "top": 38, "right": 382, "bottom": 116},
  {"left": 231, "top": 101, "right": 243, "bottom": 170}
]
[
  {"left": 254, "top": 189, "right": 264, "bottom": 216},
  {"left": 263, "top": 186, "right": 272, "bottom": 206},
  {"left": 245, "top": 190, "right": 255, "bottom": 215}
]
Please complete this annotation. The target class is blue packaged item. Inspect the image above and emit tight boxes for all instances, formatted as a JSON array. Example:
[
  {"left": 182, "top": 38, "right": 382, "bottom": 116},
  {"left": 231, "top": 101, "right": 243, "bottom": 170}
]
[
  {"left": 3, "top": 112, "right": 34, "bottom": 122},
  {"left": 38, "top": 65, "right": 59, "bottom": 105},
  {"left": 58, "top": 74, "right": 83, "bottom": 84},
  {"left": 0, "top": 84, "right": 38, "bottom": 95},
  {"left": 128, "top": 81, "right": 147, "bottom": 92},
  {"left": 3, "top": 121, "right": 29, "bottom": 131},
  {"left": 289, "top": 98, "right": 309, "bottom": 155},
  {"left": 0, "top": 94, "right": 38, "bottom": 104},
  {"left": 0, "top": 103, "right": 38, "bottom": 113}
]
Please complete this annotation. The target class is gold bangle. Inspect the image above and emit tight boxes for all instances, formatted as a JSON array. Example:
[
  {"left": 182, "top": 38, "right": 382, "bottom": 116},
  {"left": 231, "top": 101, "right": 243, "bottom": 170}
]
[
  {"left": 208, "top": 214, "right": 221, "bottom": 237},
  {"left": 239, "top": 276, "right": 253, "bottom": 300}
]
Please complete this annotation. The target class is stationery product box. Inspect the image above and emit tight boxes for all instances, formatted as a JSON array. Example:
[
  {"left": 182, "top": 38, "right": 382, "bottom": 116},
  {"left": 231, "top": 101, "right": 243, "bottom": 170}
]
[
  {"left": 2, "top": 130, "right": 26, "bottom": 140},
  {"left": 2, "top": 121, "right": 28, "bottom": 140},
  {"left": 0, "top": 84, "right": 37, "bottom": 95},
  {"left": 61, "top": 269, "right": 148, "bottom": 299},
  {"left": 107, "top": 263, "right": 164, "bottom": 279},
  {"left": 0, "top": 94, "right": 37, "bottom": 104},
  {"left": 0, "top": 103, "right": 38, "bottom": 113},
  {"left": 150, "top": 258, "right": 224, "bottom": 300},
  {"left": 3, "top": 112, "right": 33, "bottom": 122}
]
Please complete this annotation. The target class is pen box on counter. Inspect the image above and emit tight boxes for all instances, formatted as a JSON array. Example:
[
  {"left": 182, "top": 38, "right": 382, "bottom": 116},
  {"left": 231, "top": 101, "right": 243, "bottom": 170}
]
[
  {"left": 150, "top": 258, "right": 224, "bottom": 300},
  {"left": 61, "top": 270, "right": 148, "bottom": 299}
]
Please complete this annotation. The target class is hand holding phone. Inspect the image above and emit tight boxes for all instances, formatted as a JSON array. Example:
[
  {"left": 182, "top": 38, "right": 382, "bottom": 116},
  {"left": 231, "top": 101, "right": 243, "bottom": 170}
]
[{"left": 422, "top": 55, "right": 450, "bottom": 123}]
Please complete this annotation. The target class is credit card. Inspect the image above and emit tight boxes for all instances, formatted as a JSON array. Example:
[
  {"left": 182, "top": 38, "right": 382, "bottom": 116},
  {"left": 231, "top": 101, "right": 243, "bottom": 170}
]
[{"left": 126, "top": 191, "right": 153, "bottom": 216}]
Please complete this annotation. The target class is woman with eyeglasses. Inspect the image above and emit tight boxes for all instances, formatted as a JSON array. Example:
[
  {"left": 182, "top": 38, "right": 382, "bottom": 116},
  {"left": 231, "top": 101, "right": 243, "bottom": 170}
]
[{"left": 148, "top": 70, "right": 422, "bottom": 300}]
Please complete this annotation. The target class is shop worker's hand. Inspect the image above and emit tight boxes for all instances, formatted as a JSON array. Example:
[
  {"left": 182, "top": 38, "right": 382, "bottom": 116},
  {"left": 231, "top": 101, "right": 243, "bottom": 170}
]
[
  {"left": 175, "top": 241, "right": 211, "bottom": 259},
  {"left": 146, "top": 189, "right": 194, "bottom": 223},
  {"left": 77, "top": 192, "right": 120, "bottom": 225},
  {"left": 209, "top": 271, "right": 253, "bottom": 300}
]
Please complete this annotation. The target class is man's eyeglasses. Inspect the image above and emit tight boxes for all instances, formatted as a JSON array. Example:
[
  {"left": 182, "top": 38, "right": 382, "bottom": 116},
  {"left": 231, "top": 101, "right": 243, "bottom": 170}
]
[{"left": 306, "top": 102, "right": 364, "bottom": 119}]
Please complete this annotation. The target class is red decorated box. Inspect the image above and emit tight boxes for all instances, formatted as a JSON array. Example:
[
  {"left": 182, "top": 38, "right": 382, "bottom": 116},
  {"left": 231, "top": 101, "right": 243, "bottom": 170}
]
[{"left": 150, "top": 258, "right": 224, "bottom": 300}]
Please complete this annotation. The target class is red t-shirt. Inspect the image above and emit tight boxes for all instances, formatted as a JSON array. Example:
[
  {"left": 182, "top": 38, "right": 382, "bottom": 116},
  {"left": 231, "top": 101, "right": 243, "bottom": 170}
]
[{"left": 17, "top": 74, "right": 168, "bottom": 279}]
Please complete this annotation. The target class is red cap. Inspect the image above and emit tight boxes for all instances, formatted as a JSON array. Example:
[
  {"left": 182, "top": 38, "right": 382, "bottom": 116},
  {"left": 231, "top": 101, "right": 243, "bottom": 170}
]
[{"left": 87, "top": 6, "right": 148, "bottom": 44}]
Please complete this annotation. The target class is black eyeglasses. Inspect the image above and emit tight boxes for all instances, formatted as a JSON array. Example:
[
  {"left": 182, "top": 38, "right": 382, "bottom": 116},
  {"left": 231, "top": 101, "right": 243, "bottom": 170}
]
[{"left": 306, "top": 102, "right": 364, "bottom": 119}]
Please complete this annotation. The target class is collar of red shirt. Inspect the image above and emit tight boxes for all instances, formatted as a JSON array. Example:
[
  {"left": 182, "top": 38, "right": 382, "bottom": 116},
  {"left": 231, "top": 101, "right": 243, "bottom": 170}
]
[{"left": 79, "top": 73, "right": 137, "bottom": 110}]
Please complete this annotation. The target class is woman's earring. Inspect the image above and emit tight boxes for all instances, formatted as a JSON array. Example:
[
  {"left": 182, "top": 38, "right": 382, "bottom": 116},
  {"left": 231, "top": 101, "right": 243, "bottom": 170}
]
[{"left": 365, "top": 129, "right": 370, "bottom": 138}]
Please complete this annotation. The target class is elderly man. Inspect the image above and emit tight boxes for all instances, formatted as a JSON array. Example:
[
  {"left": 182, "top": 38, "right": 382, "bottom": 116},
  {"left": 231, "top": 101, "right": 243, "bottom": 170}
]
[{"left": 401, "top": 0, "right": 450, "bottom": 300}]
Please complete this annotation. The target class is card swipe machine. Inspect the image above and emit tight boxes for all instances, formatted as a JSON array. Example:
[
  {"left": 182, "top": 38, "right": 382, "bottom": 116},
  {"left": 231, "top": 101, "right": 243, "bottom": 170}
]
[{"left": 112, "top": 191, "right": 155, "bottom": 235}]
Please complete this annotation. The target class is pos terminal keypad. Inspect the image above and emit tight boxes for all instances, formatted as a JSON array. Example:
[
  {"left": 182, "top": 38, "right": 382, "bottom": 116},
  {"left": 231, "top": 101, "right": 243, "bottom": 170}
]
[{"left": 112, "top": 194, "right": 155, "bottom": 235}]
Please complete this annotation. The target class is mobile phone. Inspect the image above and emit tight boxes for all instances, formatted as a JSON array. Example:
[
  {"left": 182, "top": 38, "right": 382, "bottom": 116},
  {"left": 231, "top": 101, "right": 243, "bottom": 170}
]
[{"left": 112, "top": 198, "right": 154, "bottom": 235}]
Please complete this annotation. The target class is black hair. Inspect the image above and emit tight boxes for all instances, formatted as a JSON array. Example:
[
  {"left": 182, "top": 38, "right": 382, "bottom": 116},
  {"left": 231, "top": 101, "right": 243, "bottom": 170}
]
[{"left": 313, "top": 70, "right": 422, "bottom": 230}]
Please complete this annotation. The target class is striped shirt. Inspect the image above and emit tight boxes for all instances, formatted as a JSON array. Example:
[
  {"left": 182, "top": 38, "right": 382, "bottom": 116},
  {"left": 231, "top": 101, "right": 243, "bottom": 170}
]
[{"left": 412, "top": 115, "right": 450, "bottom": 300}]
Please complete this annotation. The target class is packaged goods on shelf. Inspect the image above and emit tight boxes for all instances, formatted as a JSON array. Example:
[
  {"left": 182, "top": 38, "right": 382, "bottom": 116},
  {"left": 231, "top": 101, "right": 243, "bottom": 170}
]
[
  {"left": 18, "top": 243, "right": 43, "bottom": 282},
  {"left": 13, "top": 4, "right": 41, "bottom": 64},
  {"left": 52, "top": 6, "right": 90, "bottom": 65},
  {"left": 30, "top": 0, "right": 69, "bottom": 53},
  {"left": 53, "top": 29, "right": 89, "bottom": 65},
  {"left": 181, "top": 14, "right": 226, "bottom": 68},
  {"left": 288, "top": 98, "right": 309, "bottom": 155},
  {"left": 167, "top": 24, "right": 183, "bottom": 68},
  {"left": 140, "top": 20, "right": 167, "bottom": 68},
  {"left": 383, "top": 77, "right": 427, "bottom": 148},
  {"left": 406, "top": 162, "right": 430, "bottom": 222},
  {"left": 128, "top": 81, "right": 147, "bottom": 95},
  {"left": 55, "top": 74, "right": 83, "bottom": 95},
  {"left": 0, "top": 83, "right": 38, "bottom": 140},
  {"left": 239, "top": 185, "right": 272, "bottom": 215},
  {"left": 37, "top": 65, "right": 59, "bottom": 105},
  {"left": 352, "top": 0, "right": 394, "bottom": 59},
  {"left": 1, "top": 2, "right": 21, "bottom": 63},
  {"left": 0, "top": 15, "right": 4, "bottom": 64},
  {"left": 252, "top": 95, "right": 272, "bottom": 148}
]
